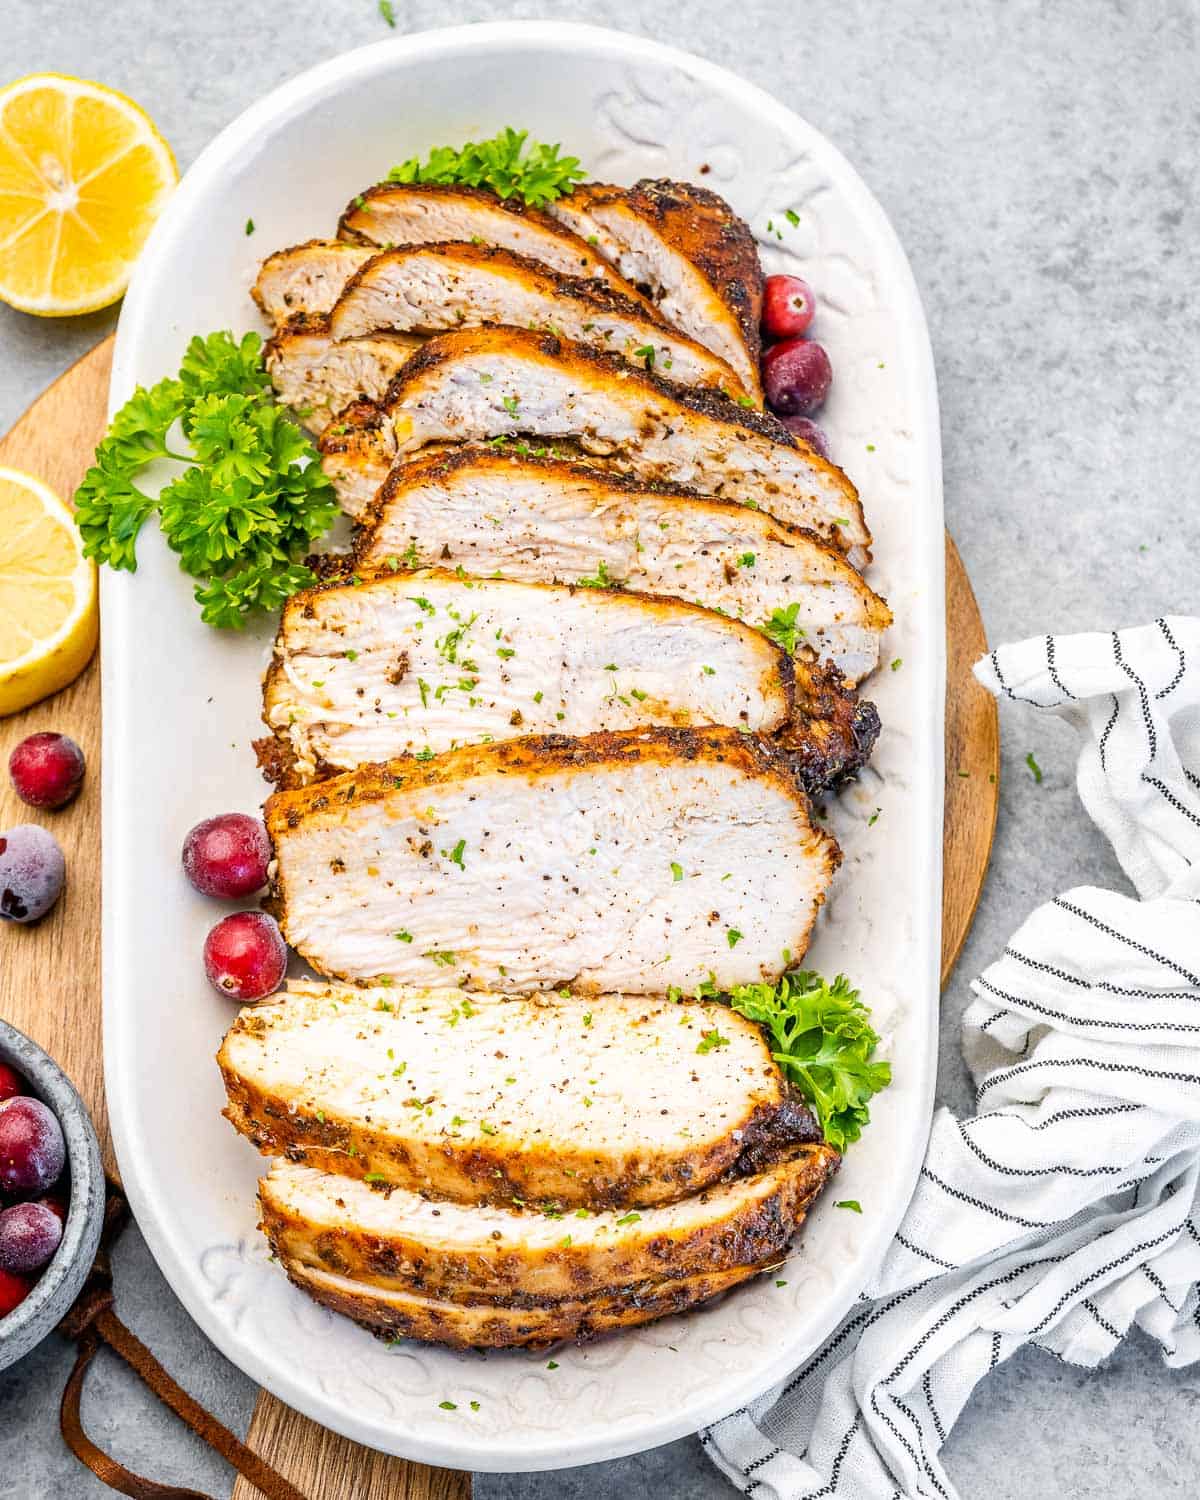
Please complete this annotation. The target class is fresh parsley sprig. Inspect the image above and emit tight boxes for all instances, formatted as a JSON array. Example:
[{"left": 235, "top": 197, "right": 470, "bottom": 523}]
[
  {"left": 726, "top": 970, "right": 891, "bottom": 1152},
  {"left": 387, "top": 127, "right": 585, "bottom": 208},
  {"left": 74, "top": 331, "right": 338, "bottom": 628}
]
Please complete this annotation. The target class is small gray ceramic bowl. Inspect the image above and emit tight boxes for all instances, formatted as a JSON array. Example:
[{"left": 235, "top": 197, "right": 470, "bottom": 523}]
[{"left": 0, "top": 1019, "right": 104, "bottom": 1371}]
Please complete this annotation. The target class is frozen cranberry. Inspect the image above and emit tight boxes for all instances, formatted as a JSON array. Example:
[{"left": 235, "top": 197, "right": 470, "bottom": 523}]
[
  {"left": 779, "top": 414, "right": 831, "bottom": 460},
  {"left": 183, "top": 813, "right": 271, "bottom": 899},
  {"left": 0, "top": 1062, "right": 24, "bottom": 1104},
  {"left": 203, "top": 911, "right": 287, "bottom": 1001},
  {"left": 9, "top": 733, "right": 86, "bottom": 809},
  {"left": 763, "top": 275, "right": 816, "bottom": 340},
  {"left": 35, "top": 1191, "right": 69, "bottom": 1225},
  {"left": 0, "top": 825, "right": 66, "bottom": 923},
  {"left": 0, "top": 1096, "right": 66, "bottom": 1194},
  {"left": 0, "top": 1201, "right": 63, "bottom": 1274},
  {"left": 0, "top": 1267, "right": 32, "bottom": 1318},
  {"left": 762, "top": 338, "right": 833, "bottom": 417}
]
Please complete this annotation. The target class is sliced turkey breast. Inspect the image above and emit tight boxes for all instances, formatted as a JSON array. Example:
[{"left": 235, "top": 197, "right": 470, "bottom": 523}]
[
  {"left": 337, "top": 181, "right": 653, "bottom": 308},
  {"left": 259, "top": 569, "right": 800, "bottom": 786},
  {"left": 260, "top": 1144, "right": 835, "bottom": 1309},
  {"left": 278, "top": 1254, "right": 770, "bottom": 1350},
  {"left": 325, "top": 242, "right": 747, "bottom": 398},
  {"left": 263, "top": 326, "right": 420, "bottom": 434},
  {"left": 264, "top": 728, "right": 840, "bottom": 995},
  {"left": 220, "top": 983, "right": 823, "bottom": 1209},
  {"left": 319, "top": 328, "right": 869, "bottom": 560},
  {"left": 357, "top": 448, "right": 891, "bottom": 683},
  {"left": 251, "top": 240, "right": 375, "bottom": 326},
  {"left": 549, "top": 180, "right": 763, "bottom": 399},
  {"left": 317, "top": 399, "right": 396, "bottom": 518}
]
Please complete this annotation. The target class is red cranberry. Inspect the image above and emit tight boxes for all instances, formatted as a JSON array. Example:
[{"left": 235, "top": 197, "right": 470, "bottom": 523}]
[
  {"left": 762, "top": 338, "right": 833, "bottom": 417},
  {"left": 0, "top": 1096, "right": 66, "bottom": 1195},
  {"left": 779, "top": 415, "right": 831, "bottom": 460},
  {"left": 203, "top": 911, "right": 287, "bottom": 1001},
  {"left": 0, "top": 1062, "right": 24, "bottom": 1104},
  {"left": 0, "top": 1267, "right": 32, "bottom": 1318},
  {"left": 763, "top": 275, "right": 816, "bottom": 340},
  {"left": 9, "top": 733, "right": 86, "bottom": 809},
  {"left": 183, "top": 813, "right": 271, "bottom": 899},
  {"left": 0, "top": 1200, "right": 63, "bottom": 1274}
]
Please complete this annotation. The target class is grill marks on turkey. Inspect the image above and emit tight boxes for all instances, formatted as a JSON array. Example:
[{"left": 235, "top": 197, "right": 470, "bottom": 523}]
[{"left": 237, "top": 169, "right": 886, "bottom": 1349}]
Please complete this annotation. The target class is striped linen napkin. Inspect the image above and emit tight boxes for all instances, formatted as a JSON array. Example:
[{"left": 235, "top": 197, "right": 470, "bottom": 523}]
[{"left": 701, "top": 616, "right": 1200, "bottom": 1500}]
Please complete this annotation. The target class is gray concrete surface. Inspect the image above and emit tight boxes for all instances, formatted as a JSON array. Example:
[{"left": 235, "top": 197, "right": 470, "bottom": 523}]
[{"left": 2, "top": 0, "right": 1198, "bottom": 1494}]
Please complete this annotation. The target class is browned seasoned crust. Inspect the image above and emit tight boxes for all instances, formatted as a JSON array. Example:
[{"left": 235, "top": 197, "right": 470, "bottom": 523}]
[
  {"left": 377, "top": 327, "right": 860, "bottom": 540},
  {"left": 317, "top": 395, "right": 387, "bottom": 455},
  {"left": 255, "top": 562, "right": 877, "bottom": 796},
  {"left": 276, "top": 1255, "right": 777, "bottom": 1350},
  {"left": 355, "top": 441, "right": 793, "bottom": 539},
  {"left": 326, "top": 241, "right": 747, "bottom": 397},
  {"left": 786, "top": 651, "right": 882, "bottom": 792},
  {"left": 383, "top": 325, "right": 794, "bottom": 448},
  {"left": 322, "top": 328, "right": 864, "bottom": 546},
  {"left": 250, "top": 239, "right": 374, "bottom": 322},
  {"left": 337, "top": 180, "right": 659, "bottom": 314},
  {"left": 335, "top": 239, "right": 673, "bottom": 332},
  {"left": 258, "top": 1145, "right": 837, "bottom": 1307},
  {"left": 264, "top": 725, "right": 828, "bottom": 838},
  {"left": 626, "top": 178, "right": 765, "bottom": 370},
  {"left": 339, "top": 179, "right": 603, "bottom": 247},
  {"left": 221, "top": 1009, "right": 824, "bottom": 1211}
]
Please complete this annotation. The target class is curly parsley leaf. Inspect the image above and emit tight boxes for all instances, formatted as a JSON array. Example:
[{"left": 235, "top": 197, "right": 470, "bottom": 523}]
[
  {"left": 762, "top": 603, "right": 805, "bottom": 655},
  {"left": 727, "top": 971, "right": 891, "bottom": 1152},
  {"left": 74, "top": 331, "right": 337, "bottom": 628},
  {"left": 178, "top": 330, "right": 271, "bottom": 402},
  {"left": 387, "top": 127, "right": 585, "bottom": 208}
]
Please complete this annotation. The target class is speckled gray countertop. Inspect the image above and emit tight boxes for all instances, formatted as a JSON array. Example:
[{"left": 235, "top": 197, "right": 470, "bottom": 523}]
[{"left": 1, "top": 1, "right": 1197, "bottom": 1495}]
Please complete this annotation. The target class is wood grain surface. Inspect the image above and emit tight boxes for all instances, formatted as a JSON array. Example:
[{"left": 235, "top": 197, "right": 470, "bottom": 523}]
[
  {"left": 0, "top": 336, "right": 113, "bottom": 1172},
  {"left": 941, "top": 534, "right": 1001, "bottom": 985},
  {"left": 0, "top": 337, "right": 995, "bottom": 1500}
]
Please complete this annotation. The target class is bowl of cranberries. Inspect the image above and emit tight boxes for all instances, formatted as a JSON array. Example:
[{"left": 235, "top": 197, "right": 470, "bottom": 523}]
[{"left": 0, "top": 1019, "right": 104, "bottom": 1370}]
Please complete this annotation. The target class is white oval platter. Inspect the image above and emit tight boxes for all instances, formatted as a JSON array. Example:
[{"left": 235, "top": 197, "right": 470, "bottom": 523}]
[{"left": 102, "top": 20, "right": 944, "bottom": 1472}]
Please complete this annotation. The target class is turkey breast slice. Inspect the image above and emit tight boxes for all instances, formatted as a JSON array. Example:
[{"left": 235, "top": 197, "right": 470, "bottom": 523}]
[
  {"left": 324, "top": 242, "right": 748, "bottom": 399},
  {"left": 263, "top": 326, "right": 421, "bottom": 434},
  {"left": 220, "top": 983, "right": 825, "bottom": 1210},
  {"left": 549, "top": 180, "right": 764, "bottom": 399},
  {"left": 257, "top": 569, "right": 810, "bottom": 787},
  {"left": 357, "top": 447, "right": 891, "bottom": 683},
  {"left": 337, "top": 180, "right": 654, "bottom": 309},
  {"left": 251, "top": 240, "right": 375, "bottom": 325},
  {"left": 277, "top": 1254, "right": 772, "bottom": 1351},
  {"left": 319, "top": 327, "right": 869, "bottom": 561},
  {"left": 259, "top": 1144, "right": 836, "bottom": 1308},
  {"left": 264, "top": 727, "right": 840, "bottom": 995}
]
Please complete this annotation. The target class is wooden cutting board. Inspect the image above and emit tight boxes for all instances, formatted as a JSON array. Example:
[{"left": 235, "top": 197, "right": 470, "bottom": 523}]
[{"left": 0, "top": 337, "right": 997, "bottom": 1500}]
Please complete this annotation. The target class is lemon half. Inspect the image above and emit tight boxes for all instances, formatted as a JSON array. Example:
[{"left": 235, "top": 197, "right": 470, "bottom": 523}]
[
  {"left": 0, "top": 466, "right": 98, "bottom": 716},
  {"left": 0, "top": 72, "right": 177, "bottom": 316}
]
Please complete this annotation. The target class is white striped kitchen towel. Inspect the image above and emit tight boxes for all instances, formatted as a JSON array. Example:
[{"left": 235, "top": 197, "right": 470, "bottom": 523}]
[{"left": 702, "top": 616, "right": 1200, "bottom": 1500}]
